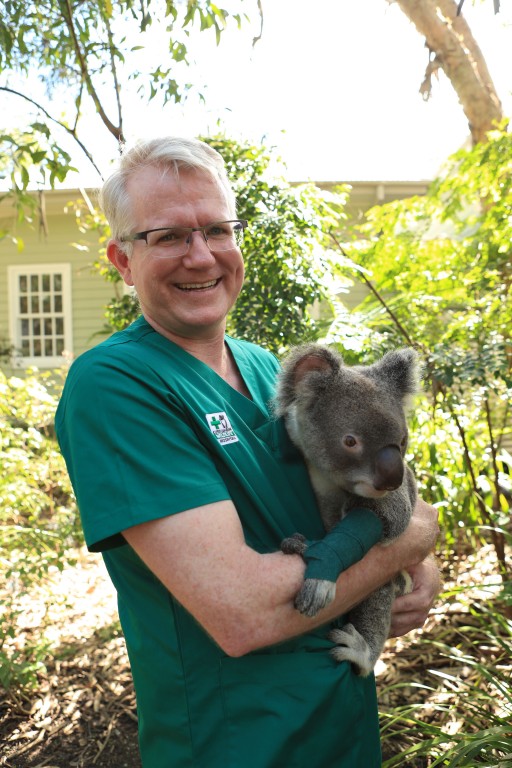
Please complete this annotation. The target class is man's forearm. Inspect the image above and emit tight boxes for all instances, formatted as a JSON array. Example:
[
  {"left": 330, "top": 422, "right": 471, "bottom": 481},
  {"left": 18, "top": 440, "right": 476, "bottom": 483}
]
[
  {"left": 122, "top": 498, "right": 438, "bottom": 657},
  {"left": 246, "top": 498, "right": 439, "bottom": 652}
]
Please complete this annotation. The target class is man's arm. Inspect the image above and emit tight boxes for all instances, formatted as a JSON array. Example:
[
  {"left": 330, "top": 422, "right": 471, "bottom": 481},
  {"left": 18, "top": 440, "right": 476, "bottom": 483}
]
[{"left": 122, "top": 497, "right": 439, "bottom": 657}]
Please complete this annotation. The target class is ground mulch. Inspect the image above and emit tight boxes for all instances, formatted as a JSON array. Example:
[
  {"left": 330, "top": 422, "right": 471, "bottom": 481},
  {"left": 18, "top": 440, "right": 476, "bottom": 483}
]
[
  {"left": 1, "top": 552, "right": 140, "bottom": 768},
  {"left": 1, "top": 544, "right": 510, "bottom": 767}
]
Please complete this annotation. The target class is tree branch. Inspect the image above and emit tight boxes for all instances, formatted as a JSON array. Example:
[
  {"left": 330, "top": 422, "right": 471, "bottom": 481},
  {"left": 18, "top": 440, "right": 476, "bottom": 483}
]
[
  {"left": 329, "top": 233, "right": 417, "bottom": 347},
  {"left": 449, "top": 399, "right": 508, "bottom": 577},
  {"left": 0, "top": 86, "right": 103, "bottom": 180},
  {"left": 252, "top": 0, "right": 264, "bottom": 46},
  {"left": 390, "top": 0, "right": 504, "bottom": 144},
  {"left": 104, "top": 12, "right": 124, "bottom": 146},
  {"left": 61, "top": 0, "right": 124, "bottom": 143}
]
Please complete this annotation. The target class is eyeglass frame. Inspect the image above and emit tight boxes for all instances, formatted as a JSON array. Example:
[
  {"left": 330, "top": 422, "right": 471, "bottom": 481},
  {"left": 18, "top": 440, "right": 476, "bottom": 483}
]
[{"left": 120, "top": 219, "right": 248, "bottom": 249}]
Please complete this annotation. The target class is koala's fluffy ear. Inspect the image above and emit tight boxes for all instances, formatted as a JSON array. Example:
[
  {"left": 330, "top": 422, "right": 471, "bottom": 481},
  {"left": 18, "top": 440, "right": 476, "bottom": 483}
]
[
  {"left": 274, "top": 344, "right": 342, "bottom": 414},
  {"left": 366, "top": 348, "right": 421, "bottom": 402}
]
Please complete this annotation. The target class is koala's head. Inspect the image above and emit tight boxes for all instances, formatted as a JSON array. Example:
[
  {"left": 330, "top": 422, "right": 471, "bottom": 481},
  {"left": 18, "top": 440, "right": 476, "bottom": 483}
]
[{"left": 274, "top": 344, "right": 421, "bottom": 499}]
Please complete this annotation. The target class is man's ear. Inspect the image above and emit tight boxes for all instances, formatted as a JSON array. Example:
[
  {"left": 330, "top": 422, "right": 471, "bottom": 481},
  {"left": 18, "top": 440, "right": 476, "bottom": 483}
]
[{"left": 107, "top": 240, "right": 134, "bottom": 286}]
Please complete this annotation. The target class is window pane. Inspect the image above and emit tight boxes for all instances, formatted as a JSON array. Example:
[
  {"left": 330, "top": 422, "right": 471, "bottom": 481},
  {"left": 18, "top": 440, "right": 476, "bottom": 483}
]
[{"left": 15, "top": 269, "right": 67, "bottom": 361}]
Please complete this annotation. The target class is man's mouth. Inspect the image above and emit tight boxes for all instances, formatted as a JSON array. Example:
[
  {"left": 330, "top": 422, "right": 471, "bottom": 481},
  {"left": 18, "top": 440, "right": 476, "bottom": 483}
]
[{"left": 176, "top": 278, "right": 220, "bottom": 291}]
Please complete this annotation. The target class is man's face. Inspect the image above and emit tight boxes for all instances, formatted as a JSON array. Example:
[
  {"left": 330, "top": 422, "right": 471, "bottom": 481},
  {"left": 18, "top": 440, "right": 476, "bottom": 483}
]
[{"left": 109, "top": 165, "right": 244, "bottom": 343}]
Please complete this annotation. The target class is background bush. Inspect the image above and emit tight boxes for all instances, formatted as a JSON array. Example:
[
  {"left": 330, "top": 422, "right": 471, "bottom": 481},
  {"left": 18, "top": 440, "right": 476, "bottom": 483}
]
[{"left": 0, "top": 369, "right": 81, "bottom": 688}]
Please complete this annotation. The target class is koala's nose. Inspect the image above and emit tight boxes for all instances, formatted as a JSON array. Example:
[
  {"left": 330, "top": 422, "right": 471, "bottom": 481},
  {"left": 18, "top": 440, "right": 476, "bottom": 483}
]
[{"left": 374, "top": 445, "right": 404, "bottom": 491}]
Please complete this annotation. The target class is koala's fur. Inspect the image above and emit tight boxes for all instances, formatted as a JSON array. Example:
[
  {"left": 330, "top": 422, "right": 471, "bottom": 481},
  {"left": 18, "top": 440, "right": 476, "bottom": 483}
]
[{"left": 274, "top": 343, "right": 420, "bottom": 677}]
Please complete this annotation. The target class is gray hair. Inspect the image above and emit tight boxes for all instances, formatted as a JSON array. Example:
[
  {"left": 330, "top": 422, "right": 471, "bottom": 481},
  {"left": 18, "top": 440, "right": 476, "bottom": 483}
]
[{"left": 99, "top": 137, "right": 237, "bottom": 254}]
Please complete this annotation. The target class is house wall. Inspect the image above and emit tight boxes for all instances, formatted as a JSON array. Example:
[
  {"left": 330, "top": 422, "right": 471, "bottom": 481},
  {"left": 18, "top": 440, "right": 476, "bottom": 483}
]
[
  {"left": 314, "top": 179, "right": 431, "bottom": 310},
  {"left": 1, "top": 181, "right": 431, "bottom": 376},
  {"left": 0, "top": 190, "right": 115, "bottom": 376}
]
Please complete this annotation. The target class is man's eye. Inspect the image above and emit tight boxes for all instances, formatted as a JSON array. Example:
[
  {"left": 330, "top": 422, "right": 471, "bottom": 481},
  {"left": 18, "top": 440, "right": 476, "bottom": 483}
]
[
  {"left": 206, "top": 224, "right": 230, "bottom": 238},
  {"left": 157, "top": 229, "right": 185, "bottom": 244}
]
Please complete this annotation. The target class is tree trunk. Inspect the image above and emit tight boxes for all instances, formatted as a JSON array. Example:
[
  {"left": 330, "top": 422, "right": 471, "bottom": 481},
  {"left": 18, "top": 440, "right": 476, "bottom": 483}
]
[{"left": 390, "top": 0, "right": 504, "bottom": 144}]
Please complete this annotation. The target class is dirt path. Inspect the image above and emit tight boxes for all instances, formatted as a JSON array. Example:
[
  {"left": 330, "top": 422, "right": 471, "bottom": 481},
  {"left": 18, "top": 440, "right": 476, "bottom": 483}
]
[{"left": 1, "top": 550, "right": 141, "bottom": 768}]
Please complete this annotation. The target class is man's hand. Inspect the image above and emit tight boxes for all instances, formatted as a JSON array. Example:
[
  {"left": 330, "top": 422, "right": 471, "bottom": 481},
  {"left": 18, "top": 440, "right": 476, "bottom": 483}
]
[
  {"left": 389, "top": 555, "right": 441, "bottom": 637},
  {"left": 390, "top": 497, "right": 440, "bottom": 569}
]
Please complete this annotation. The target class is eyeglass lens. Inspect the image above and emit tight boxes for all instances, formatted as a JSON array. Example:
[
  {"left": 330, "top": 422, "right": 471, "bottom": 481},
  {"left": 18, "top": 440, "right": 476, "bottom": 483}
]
[{"left": 146, "top": 221, "right": 244, "bottom": 253}]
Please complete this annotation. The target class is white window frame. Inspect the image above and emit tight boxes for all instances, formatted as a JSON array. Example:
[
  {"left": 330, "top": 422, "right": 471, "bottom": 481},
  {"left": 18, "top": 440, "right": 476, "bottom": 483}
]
[{"left": 8, "top": 263, "right": 73, "bottom": 368}]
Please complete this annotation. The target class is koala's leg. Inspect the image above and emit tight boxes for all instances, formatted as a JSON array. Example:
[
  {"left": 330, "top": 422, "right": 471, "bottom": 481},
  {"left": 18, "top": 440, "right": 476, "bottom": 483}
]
[
  {"left": 281, "top": 532, "right": 308, "bottom": 556},
  {"left": 281, "top": 534, "right": 338, "bottom": 616},
  {"left": 395, "top": 569, "right": 413, "bottom": 596},
  {"left": 293, "top": 578, "right": 337, "bottom": 617},
  {"left": 328, "top": 582, "right": 395, "bottom": 677}
]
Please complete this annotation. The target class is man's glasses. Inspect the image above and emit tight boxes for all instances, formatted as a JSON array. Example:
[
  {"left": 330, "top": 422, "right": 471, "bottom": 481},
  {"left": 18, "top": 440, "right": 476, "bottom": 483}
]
[{"left": 121, "top": 219, "right": 248, "bottom": 257}]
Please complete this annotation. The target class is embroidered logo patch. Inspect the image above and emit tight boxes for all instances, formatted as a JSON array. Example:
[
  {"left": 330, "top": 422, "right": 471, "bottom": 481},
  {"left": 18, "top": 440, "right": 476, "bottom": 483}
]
[{"left": 206, "top": 412, "right": 239, "bottom": 445}]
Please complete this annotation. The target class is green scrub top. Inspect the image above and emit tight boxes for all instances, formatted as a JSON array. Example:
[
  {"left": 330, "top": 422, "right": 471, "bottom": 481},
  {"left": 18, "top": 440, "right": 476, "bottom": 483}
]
[{"left": 55, "top": 317, "right": 381, "bottom": 768}]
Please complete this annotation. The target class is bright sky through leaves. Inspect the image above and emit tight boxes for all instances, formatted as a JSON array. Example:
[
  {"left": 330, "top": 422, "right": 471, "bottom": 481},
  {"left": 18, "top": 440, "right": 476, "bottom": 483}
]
[{"left": 4, "top": 0, "right": 511, "bottom": 185}]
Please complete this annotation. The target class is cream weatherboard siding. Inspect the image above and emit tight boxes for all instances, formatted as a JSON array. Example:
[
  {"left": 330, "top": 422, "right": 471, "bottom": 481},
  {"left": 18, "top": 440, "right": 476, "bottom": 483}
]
[
  {"left": 1, "top": 181, "right": 431, "bottom": 377},
  {"left": 1, "top": 190, "right": 114, "bottom": 377}
]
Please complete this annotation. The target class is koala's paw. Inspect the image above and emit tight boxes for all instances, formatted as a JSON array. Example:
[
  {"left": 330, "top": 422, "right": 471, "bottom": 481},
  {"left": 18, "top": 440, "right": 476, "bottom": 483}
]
[
  {"left": 294, "top": 578, "right": 336, "bottom": 617},
  {"left": 281, "top": 532, "right": 308, "bottom": 556},
  {"left": 328, "top": 624, "right": 374, "bottom": 677},
  {"left": 395, "top": 568, "right": 414, "bottom": 597}
]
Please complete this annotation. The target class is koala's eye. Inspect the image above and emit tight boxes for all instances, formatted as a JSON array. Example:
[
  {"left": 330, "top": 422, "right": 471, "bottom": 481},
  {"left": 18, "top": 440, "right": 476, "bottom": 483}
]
[
  {"left": 343, "top": 435, "right": 358, "bottom": 448},
  {"left": 401, "top": 436, "right": 407, "bottom": 447}
]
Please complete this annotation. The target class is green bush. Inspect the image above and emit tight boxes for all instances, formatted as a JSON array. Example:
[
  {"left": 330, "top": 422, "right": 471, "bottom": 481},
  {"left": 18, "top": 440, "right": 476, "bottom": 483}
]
[
  {"left": 380, "top": 587, "right": 512, "bottom": 767},
  {"left": 0, "top": 368, "right": 81, "bottom": 688},
  {"left": 327, "top": 128, "right": 512, "bottom": 576}
]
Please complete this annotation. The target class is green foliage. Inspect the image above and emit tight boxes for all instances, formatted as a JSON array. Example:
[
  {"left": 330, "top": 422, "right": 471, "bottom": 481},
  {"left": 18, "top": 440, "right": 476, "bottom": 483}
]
[
  {"left": 0, "top": 0, "right": 255, "bottom": 219},
  {"left": 0, "top": 368, "right": 81, "bottom": 689},
  {"left": 328, "top": 128, "right": 512, "bottom": 573},
  {"left": 204, "top": 134, "right": 349, "bottom": 353},
  {"left": 380, "top": 588, "right": 512, "bottom": 767},
  {"left": 0, "top": 128, "right": 76, "bottom": 230}
]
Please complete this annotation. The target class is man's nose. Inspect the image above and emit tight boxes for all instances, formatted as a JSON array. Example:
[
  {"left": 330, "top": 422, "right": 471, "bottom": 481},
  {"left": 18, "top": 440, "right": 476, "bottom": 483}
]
[{"left": 184, "top": 230, "right": 216, "bottom": 261}]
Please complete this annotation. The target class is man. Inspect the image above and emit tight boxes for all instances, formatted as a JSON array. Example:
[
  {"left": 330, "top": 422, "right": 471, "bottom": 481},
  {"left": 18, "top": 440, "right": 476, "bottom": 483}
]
[{"left": 56, "top": 137, "right": 439, "bottom": 768}]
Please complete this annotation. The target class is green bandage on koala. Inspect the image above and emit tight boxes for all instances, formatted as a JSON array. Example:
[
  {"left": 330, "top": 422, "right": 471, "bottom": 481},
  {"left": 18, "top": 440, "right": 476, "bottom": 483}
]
[{"left": 303, "top": 507, "right": 384, "bottom": 582}]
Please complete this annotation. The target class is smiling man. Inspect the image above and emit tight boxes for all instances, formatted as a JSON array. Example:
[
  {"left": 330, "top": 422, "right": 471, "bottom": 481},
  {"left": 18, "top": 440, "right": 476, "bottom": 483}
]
[{"left": 55, "top": 137, "right": 440, "bottom": 768}]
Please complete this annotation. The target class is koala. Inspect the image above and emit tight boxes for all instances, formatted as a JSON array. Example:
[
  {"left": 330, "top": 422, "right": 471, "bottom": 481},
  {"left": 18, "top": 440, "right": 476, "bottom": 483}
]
[{"left": 274, "top": 343, "right": 420, "bottom": 677}]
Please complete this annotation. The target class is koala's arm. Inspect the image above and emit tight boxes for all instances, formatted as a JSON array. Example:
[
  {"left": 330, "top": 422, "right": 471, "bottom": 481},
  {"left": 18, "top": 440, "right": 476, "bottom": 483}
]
[
  {"left": 121, "top": 496, "right": 438, "bottom": 657},
  {"left": 389, "top": 554, "right": 441, "bottom": 637}
]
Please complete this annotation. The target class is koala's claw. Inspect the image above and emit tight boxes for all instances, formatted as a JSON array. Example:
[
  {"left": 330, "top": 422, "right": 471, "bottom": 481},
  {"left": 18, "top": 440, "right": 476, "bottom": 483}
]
[
  {"left": 281, "top": 532, "right": 308, "bottom": 556},
  {"left": 328, "top": 624, "right": 374, "bottom": 677},
  {"left": 294, "top": 578, "right": 336, "bottom": 617}
]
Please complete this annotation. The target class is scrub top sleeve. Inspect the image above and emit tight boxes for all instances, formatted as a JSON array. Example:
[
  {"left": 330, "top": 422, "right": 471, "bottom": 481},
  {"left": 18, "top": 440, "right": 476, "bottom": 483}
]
[{"left": 56, "top": 354, "right": 231, "bottom": 551}]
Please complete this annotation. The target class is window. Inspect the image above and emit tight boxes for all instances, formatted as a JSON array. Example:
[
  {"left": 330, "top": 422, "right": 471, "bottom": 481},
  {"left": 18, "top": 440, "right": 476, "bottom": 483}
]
[{"left": 8, "top": 264, "right": 73, "bottom": 368}]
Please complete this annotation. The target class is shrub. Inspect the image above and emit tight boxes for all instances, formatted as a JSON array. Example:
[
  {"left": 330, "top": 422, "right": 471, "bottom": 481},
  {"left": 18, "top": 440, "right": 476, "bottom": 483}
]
[{"left": 0, "top": 368, "right": 81, "bottom": 688}]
